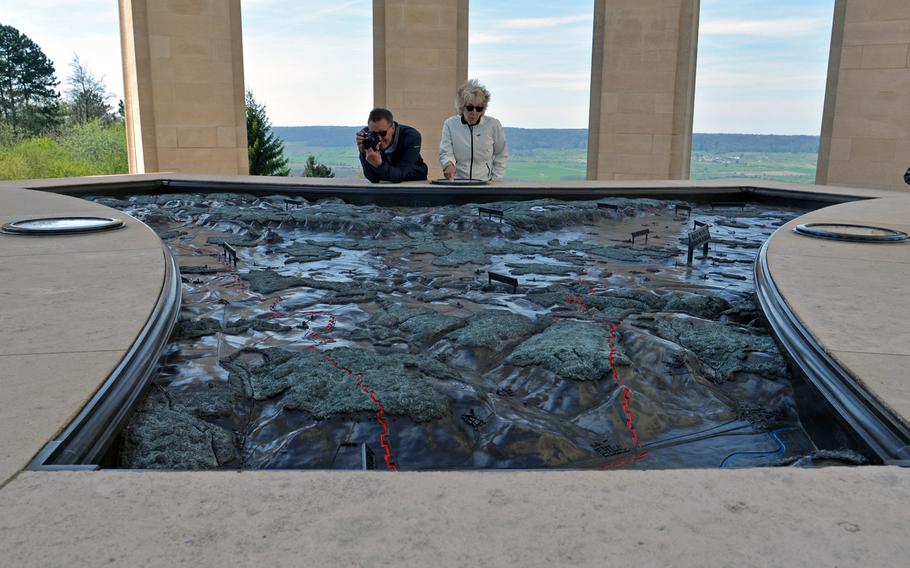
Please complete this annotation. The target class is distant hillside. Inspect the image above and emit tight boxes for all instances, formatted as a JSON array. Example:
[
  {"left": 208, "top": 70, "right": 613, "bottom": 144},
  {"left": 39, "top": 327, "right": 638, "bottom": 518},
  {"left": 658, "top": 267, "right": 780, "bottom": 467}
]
[
  {"left": 502, "top": 128, "right": 587, "bottom": 150},
  {"left": 270, "top": 126, "right": 589, "bottom": 150},
  {"left": 691, "top": 133, "right": 818, "bottom": 153},
  {"left": 272, "top": 126, "right": 358, "bottom": 147},
  {"left": 272, "top": 126, "right": 819, "bottom": 153}
]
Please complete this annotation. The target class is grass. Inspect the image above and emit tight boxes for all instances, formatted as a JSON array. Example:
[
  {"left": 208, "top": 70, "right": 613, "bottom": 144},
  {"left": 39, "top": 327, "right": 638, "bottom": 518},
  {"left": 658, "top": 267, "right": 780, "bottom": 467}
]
[
  {"left": 283, "top": 143, "right": 590, "bottom": 181},
  {"left": 282, "top": 142, "right": 362, "bottom": 179},
  {"left": 0, "top": 120, "right": 128, "bottom": 181},
  {"left": 505, "top": 148, "right": 587, "bottom": 181},
  {"left": 282, "top": 142, "right": 819, "bottom": 184},
  {"left": 690, "top": 152, "right": 818, "bottom": 184}
]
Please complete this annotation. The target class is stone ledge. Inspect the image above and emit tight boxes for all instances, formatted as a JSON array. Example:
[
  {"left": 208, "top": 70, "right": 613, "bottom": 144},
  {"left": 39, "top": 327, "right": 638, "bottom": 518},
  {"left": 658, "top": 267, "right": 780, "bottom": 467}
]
[
  {"left": 0, "top": 188, "right": 170, "bottom": 482},
  {"left": 2, "top": 176, "right": 909, "bottom": 567},
  {"left": 1, "top": 468, "right": 908, "bottom": 567}
]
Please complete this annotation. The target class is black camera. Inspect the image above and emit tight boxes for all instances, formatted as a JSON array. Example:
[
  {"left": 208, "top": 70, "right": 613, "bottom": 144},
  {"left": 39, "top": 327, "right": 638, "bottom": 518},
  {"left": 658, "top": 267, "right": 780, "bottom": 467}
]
[{"left": 361, "top": 128, "right": 382, "bottom": 151}]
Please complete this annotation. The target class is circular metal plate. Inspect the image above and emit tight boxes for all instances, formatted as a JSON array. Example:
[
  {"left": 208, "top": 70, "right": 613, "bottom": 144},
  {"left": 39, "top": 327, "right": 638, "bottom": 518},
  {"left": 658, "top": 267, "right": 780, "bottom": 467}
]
[
  {"left": 430, "top": 178, "right": 488, "bottom": 186},
  {"left": 1, "top": 216, "right": 125, "bottom": 235},
  {"left": 793, "top": 222, "right": 908, "bottom": 243}
]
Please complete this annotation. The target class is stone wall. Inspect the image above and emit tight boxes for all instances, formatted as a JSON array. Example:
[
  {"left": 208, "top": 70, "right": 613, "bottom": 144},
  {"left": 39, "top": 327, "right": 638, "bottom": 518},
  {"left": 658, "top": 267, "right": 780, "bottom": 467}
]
[
  {"left": 119, "top": 0, "right": 248, "bottom": 175},
  {"left": 817, "top": 0, "right": 910, "bottom": 191},
  {"left": 587, "top": 0, "right": 699, "bottom": 181},
  {"left": 373, "top": 0, "right": 468, "bottom": 181}
]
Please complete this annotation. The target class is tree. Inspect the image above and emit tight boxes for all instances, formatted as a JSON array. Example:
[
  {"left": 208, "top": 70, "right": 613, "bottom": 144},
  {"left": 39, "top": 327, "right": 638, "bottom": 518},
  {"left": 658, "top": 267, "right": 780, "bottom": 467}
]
[
  {"left": 303, "top": 155, "right": 334, "bottom": 178},
  {"left": 246, "top": 91, "right": 289, "bottom": 176},
  {"left": 0, "top": 24, "right": 61, "bottom": 136},
  {"left": 65, "top": 55, "right": 113, "bottom": 125}
]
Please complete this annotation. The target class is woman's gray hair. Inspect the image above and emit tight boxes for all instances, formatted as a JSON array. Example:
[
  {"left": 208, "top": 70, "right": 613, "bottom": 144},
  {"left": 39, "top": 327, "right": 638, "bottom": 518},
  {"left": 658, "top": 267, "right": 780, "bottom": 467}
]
[{"left": 456, "top": 79, "right": 491, "bottom": 114}]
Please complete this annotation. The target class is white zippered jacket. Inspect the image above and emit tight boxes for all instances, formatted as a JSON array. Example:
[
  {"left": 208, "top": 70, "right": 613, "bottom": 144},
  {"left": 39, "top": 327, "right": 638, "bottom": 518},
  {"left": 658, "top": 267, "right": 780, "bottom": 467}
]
[{"left": 439, "top": 114, "right": 509, "bottom": 181}]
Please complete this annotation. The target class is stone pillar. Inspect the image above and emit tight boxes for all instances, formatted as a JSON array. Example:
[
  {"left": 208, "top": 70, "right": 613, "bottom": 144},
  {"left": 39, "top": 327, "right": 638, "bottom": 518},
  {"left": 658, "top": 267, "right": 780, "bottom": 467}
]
[
  {"left": 817, "top": 0, "right": 910, "bottom": 191},
  {"left": 119, "top": 0, "right": 248, "bottom": 175},
  {"left": 587, "top": 0, "right": 699, "bottom": 181},
  {"left": 373, "top": 0, "right": 468, "bottom": 180}
]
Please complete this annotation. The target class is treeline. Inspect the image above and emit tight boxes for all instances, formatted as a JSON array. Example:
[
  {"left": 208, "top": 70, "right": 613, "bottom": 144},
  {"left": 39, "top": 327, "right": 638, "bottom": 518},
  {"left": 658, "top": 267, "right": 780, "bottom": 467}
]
[
  {"left": 272, "top": 126, "right": 357, "bottom": 147},
  {"left": 503, "top": 128, "right": 588, "bottom": 150},
  {"left": 0, "top": 23, "right": 127, "bottom": 179},
  {"left": 271, "top": 126, "right": 590, "bottom": 151},
  {"left": 272, "top": 126, "right": 819, "bottom": 153},
  {"left": 692, "top": 133, "right": 819, "bottom": 153}
]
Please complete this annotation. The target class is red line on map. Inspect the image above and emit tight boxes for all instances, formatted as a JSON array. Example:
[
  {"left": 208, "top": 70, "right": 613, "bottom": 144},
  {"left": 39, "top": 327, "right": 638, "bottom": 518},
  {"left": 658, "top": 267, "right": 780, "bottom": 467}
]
[
  {"left": 205, "top": 246, "right": 393, "bottom": 465},
  {"left": 609, "top": 323, "right": 640, "bottom": 447},
  {"left": 303, "top": 311, "right": 398, "bottom": 471},
  {"left": 568, "top": 275, "right": 647, "bottom": 469}
]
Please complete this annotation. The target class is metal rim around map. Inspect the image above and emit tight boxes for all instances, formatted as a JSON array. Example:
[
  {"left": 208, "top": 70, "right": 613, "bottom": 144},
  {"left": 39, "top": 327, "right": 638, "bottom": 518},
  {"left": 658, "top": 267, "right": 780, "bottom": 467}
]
[
  {"left": 793, "top": 223, "right": 908, "bottom": 243},
  {"left": 1, "top": 216, "right": 125, "bottom": 236},
  {"left": 430, "top": 178, "right": 488, "bottom": 186}
]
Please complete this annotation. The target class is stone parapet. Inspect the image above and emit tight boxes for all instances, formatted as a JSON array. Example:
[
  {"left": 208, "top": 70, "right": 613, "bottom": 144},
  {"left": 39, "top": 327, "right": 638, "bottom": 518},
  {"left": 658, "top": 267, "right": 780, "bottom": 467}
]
[{"left": 2, "top": 176, "right": 910, "bottom": 566}]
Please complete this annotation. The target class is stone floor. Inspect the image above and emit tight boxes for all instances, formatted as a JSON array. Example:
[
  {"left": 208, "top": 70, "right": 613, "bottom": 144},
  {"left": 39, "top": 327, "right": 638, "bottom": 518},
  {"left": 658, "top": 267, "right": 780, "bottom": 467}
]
[{"left": 1, "top": 176, "right": 908, "bottom": 567}]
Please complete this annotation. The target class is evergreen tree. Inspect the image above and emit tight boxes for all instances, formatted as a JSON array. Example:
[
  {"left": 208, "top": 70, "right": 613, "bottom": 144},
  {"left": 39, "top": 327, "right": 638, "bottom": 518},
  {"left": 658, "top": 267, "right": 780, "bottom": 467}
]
[
  {"left": 0, "top": 24, "right": 61, "bottom": 136},
  {"left": 303, "top": 154, "right": 334, "bottom": 178},
  {"left": 65, "top": 55, "right": 113, "bottom": 125},
  {"left": 246, "top": 91, "right": 289, "bottom": 176}
]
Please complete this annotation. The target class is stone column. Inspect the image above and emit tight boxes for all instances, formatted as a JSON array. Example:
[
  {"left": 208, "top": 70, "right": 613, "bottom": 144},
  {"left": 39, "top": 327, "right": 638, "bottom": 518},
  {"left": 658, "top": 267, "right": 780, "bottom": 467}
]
[
  {"left": 587, "top": 0, "right": 699, "bottom": 181},
  {"left": 119, "top": 0, "right": 248, "bottom": 175},
  {"left": 817, "top": 0, "right": 910, "bottom": 191},
  {"left": 373, "top": 0, "right": 468, "bottom": 180}
]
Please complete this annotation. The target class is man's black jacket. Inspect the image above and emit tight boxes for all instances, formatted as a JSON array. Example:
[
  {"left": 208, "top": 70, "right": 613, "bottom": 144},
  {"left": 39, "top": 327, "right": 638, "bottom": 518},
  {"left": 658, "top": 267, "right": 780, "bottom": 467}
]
[{"left": 359, "top": 122, "right": 428, "bottom": 183}]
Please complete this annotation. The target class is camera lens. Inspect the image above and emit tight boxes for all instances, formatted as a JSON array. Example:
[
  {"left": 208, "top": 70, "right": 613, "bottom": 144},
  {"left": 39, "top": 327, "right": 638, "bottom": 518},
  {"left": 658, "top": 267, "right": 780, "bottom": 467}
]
[{"left": 364, "top": 131, "right": 381, "bottom": 150}]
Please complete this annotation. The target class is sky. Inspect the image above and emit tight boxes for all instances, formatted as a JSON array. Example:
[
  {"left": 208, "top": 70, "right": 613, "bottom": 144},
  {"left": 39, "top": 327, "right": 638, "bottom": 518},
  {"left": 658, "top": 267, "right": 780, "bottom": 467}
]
[{"left": 1, "top": 0, "right": 834, "bottom": 134}]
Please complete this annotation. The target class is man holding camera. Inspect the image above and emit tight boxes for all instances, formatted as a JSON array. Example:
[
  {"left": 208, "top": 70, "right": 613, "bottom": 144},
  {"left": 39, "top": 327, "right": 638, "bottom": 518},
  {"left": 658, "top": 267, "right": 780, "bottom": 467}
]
[{"left": 356, "top": 108, "right": 428, "bottom": 183}]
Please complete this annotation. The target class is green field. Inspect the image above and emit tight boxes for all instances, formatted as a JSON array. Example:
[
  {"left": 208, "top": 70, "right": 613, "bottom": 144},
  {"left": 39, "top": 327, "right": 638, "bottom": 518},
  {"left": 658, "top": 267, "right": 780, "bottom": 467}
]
[
  {"left": 690, "top": 152, "right": 818, "bottom": 184},
  {"left": 284, "top": 141, "right": 818, "bottom": 184},
  {"left": 283, "top": 143, "right": 591, "bottom": 181},
  {"left": 282, "top": 142, "right": 363, "bottom": 178},
  {"left": 505, "top": 148, "right": 587, "bottom": 181}
]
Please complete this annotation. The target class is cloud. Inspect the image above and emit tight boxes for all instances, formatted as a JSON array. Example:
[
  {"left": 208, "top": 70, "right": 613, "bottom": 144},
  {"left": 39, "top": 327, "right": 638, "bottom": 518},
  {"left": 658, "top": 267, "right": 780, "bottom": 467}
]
[
  {"left": 469, "top": 32, "right": 508, "bottom": 45},
  {"left": 696, "top": 68, "right": 827, "bottom": 90},
  {"left": 700, "top": 17, "right": 830, "bottom": 38},
  {"left": 300, "top": 0, "right": 370, "bottom": 20},
  {"left": 500, "top": 14, "right": 590, "bottom": 30},
  {"left": 525, "top": 72, "right": 590, "bottom": 92},
  {"left": 3, "top": 3, "right": 124, "bottom": 99},
  {"left": 469, "top": 67, "right": 525, "bottom": 79},
  {"left": 693, "top": 95, "right": 825, "bottom": 135}
]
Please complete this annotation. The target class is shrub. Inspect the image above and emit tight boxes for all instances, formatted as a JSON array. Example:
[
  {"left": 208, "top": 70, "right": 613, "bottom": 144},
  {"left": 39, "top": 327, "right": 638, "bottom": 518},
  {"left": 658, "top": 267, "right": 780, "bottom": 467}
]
[
  {"left": 58, "top": 119, "right": 128, "bottom": 174},
  {"left": 0, "top": 120, "right": 127, "bottom": 180}
]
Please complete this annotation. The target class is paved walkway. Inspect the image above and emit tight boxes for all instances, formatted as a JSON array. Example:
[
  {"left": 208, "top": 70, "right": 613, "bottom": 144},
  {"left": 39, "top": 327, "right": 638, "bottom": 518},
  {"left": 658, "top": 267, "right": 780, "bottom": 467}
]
[
  {"left": 0, "top": 188, "right": 166, "bottom": 484},
  {"left": 0, "top": 172, "right": 900, "bottom": 201},
  {"left": 2, "top": 468, "right": 909, "bottom": 567},
  {"left": 766, "top": 196, "right": 910, "bottom": 426},
  {"left": 1, "top": 177, "right": 908, "bottom": 567}
]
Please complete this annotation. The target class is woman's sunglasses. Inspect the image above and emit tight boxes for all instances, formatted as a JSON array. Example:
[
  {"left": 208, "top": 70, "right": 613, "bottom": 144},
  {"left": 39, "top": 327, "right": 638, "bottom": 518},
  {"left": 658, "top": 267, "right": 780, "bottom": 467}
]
[{"left": 465, "top": 105, "right": 485, "bottom": 112}]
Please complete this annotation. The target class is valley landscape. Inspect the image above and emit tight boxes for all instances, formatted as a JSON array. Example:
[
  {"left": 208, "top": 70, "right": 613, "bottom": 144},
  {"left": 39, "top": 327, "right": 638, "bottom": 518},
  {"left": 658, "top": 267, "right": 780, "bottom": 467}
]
[{"left": 274, "top": 127, "right": 820, "bottom": 184}]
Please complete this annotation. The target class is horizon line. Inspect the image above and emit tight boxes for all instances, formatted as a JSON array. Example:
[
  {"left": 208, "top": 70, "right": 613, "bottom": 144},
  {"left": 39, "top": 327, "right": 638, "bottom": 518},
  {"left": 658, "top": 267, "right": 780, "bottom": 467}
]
[{"left": 271, "top": 125, "right": 821, "bottom": 137}]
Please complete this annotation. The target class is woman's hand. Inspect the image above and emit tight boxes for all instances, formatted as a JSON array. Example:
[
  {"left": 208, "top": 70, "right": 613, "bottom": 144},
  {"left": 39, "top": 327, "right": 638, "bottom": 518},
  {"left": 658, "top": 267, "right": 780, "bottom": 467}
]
[{"left": 443, "top": 163, "right": 456, "bottom": 180}]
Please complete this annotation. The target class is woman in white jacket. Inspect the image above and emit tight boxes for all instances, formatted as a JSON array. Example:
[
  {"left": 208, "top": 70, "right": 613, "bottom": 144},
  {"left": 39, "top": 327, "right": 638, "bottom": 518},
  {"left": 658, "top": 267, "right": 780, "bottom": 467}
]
[{"left": 439, "top": 79, "right": 508, "bottom": 181}]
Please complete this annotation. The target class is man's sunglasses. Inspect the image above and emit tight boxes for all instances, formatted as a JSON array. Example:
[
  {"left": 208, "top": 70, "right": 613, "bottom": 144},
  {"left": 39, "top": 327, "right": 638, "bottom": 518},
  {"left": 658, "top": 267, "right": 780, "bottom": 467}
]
[
  {"left": 371, "top": 129, "right": 389, "bottom": 137},
  {"left": 465, "top": 105, "right": 485, "bottom": 112}
]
